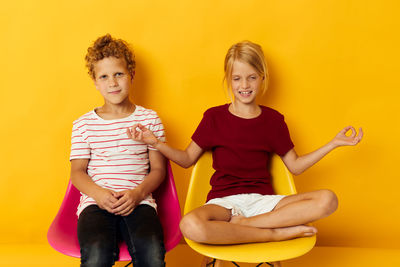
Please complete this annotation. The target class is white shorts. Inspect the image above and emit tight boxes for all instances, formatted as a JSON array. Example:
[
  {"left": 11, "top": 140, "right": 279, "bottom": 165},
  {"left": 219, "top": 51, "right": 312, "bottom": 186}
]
[{"left": 205, "top": 193, "right": 286, "bottom": 217}]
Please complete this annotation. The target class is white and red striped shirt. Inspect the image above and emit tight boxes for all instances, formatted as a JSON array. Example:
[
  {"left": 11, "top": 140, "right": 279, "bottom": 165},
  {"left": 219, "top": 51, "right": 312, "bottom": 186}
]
[{"left": 70, "top": 105, "right": 165, "bottom": 216}]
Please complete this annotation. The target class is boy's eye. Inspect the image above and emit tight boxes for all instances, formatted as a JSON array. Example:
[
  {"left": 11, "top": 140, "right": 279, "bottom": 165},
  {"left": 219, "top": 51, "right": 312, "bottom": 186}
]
[{"left": 99, "top": 75, "right": 107, "bottom": 79}]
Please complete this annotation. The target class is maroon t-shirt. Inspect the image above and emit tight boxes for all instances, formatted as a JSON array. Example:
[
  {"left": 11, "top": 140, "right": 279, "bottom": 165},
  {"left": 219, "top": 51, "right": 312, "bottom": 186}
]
[{"left": 192, "top": 104, "right": 294, "bottom": 202}]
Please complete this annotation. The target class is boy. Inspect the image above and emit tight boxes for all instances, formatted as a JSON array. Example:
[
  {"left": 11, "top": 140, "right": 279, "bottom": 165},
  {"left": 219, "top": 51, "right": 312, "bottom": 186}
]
[{"left": 70, "top": 34, "right": 166, "bottom": 267}]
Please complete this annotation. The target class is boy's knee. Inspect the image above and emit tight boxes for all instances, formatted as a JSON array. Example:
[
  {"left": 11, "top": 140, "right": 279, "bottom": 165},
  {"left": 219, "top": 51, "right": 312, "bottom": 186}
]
[
  {"left": 134, "top": 234, "right": 165, "bottom": 267},
  {"left": 317, "top": 189, "right": 338, "bottom": 216},
  {"left": 80, "top": 241, "right": 116, "bottom": 267},
  {"left": 180, "top": 213, "right": 208, "bottom": 243}
]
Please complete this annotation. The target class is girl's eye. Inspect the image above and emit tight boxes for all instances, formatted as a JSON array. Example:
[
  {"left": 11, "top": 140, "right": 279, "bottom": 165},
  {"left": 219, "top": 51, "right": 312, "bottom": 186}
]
[
  {"left": 115, "top": 72, "right": 124, "bottom": 77},
  {"left": 233, "top": 77, "right": 240, "bottom": 81}
]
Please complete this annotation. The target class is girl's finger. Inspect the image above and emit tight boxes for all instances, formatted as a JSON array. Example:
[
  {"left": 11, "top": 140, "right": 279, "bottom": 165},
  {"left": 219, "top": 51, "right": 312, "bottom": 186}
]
[
  {"left": 126, "top": 128, "right": 132, "bottom": 138},
  {"left": 349, "top": 127, "right": 356, "bottom": 138}
]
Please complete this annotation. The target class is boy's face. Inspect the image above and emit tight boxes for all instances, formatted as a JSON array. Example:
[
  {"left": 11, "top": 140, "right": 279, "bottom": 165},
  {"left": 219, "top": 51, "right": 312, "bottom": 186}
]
[{"left": 93, "top": 57, "right": 133, "bottom": 106}]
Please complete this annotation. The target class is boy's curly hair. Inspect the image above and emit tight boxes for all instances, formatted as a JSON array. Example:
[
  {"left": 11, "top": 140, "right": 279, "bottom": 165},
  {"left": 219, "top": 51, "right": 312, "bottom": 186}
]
[{"left": 85, "top": 34, "right": 136, "bottom": 79}]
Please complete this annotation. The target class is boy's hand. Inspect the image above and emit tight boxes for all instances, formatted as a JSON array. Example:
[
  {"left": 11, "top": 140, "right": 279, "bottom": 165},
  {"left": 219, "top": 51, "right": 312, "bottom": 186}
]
[
  {"left": 331, "top": 126, "right": 363, "bottom": 147},
  {"left": 127, "top": 123, "right": 159, "bottom": 147},
  {"left": 93, "top": 188, "right": 119, "bottom": 213},
  {"left": 112, "top": 189, "right": 144, "bottom": 216}
]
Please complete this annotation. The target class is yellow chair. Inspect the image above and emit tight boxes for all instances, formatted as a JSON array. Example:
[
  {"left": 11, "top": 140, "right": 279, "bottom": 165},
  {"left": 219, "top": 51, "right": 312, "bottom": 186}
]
[{"left": 183, "top": 151, "right": 316, "bottom": 266}]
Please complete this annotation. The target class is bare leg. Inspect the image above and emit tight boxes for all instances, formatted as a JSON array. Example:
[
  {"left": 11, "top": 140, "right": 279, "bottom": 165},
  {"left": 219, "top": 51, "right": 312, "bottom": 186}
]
[
  {"left": 180, "top": 204, "right": 316, "bottom": 244},
  {"left": 230, "top": 190, "right": 338, "bottom": 229}
]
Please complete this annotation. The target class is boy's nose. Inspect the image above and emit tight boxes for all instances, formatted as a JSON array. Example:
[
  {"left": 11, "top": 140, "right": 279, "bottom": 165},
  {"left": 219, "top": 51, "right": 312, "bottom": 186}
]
[{"left": 109, "top": 77, "right": 118, "bottom": 87}]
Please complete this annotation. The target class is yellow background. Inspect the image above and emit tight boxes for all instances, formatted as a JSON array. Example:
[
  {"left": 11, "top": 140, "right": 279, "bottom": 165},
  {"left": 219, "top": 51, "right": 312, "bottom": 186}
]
[{"left": 1, "top": 0, "right": 399, "bottom": 258}]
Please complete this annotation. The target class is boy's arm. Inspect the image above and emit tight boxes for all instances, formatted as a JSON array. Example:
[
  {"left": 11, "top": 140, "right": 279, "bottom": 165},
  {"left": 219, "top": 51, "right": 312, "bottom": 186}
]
[
  {"left": 70, "top": 159, "right": 118, "bottom": 213},
  {"left": 281, "top": 126, "right": 363, "bottom": 175},
  {"left": 127, "top": 124, "right": 204, "bottom": 168},
  {"left": 112, "top": 150, "right": 167, "bottom": 216}
]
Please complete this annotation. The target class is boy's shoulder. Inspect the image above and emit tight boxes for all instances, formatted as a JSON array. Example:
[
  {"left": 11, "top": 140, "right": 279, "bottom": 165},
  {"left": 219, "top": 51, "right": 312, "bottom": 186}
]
[
  {"left": 134, "top": 106, "right": 162, "bottom": 123},
  {"left": 72, "top": 110, "right": 97, "bottom": 127},
  {"left": 135, "top": 105, "right": 158, "bottom": 116}
]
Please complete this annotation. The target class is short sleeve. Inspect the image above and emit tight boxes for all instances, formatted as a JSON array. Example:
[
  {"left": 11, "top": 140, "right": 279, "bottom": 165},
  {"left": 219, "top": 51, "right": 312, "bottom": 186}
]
[
  {"left": 148, "top": 113, "right": 166, "bottom": 151},
  {"left": 271, "top": 114, "right": 294, "bottom": 156},
  {"left": 191, "top": 109, "right": 214, "bottom": 150},
  {"left": 70, "top": 122, "right": 90, "bottom": 160}
]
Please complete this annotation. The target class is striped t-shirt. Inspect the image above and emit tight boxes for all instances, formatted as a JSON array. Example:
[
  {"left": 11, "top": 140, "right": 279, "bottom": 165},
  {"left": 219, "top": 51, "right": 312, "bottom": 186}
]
[{"left": 70, "top": 105, "right": 165, "bottom": 217}]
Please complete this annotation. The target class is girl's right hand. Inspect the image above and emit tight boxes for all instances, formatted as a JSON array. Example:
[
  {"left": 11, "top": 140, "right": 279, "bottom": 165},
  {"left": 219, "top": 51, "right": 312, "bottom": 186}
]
[{"left": 127, "top": 123, "right": 159, "bottom": 146}]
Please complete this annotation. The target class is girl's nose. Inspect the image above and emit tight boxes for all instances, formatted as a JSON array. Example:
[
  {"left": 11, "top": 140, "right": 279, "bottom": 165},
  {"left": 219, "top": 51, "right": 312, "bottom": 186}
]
[{"left": 241, "top": 80, "right": 250, "bottom": 89}]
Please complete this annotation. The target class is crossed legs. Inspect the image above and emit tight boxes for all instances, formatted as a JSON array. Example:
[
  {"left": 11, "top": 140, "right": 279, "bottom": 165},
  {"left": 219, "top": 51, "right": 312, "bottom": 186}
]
[{"left": 180, "top": 189, "right": 338, "bottom": 245}]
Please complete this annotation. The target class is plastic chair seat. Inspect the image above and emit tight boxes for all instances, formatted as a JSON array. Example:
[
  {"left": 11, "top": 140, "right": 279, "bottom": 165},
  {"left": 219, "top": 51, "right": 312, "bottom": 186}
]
[
  {"left": 183, "top": 152, "right": 316, "bottom": 263},
  {"left": 47, "top": 161, "right": 182, "bottom": 261}
]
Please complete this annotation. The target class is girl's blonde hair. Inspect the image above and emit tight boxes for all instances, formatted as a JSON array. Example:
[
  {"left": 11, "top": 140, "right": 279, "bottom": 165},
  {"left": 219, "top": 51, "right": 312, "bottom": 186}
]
[{"left": 224, "top": 41, "right": 269, "bottom": 95}]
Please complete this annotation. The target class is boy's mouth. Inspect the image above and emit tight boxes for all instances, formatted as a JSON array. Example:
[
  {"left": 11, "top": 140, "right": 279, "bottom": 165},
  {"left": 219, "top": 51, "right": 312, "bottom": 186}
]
[{"left": 109, "top": 90, "right": 121, "bottom": 94}]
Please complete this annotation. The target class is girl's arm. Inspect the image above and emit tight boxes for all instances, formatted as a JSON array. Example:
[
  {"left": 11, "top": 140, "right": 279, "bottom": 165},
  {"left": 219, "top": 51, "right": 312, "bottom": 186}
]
[
  {"left": 127, "top": 124, "right": 204, "bottom": 168},
  {"left": 112, "top": 150, "right": 166, "bottom": 216},
  {"left": 281, "top": 126, "right": 363, "bottom": 175},
  {"left": 70, "top": 159, "right": 118, "bottom": 213}
]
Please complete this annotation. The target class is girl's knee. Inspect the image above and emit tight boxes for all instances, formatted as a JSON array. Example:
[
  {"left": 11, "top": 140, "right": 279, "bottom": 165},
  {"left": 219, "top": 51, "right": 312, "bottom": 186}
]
[
  {"left": 179, "top": 213, "right": 208, "bottom": 243},
  {"left": 317, "top": 189, "right": 338, "bottom": 216}
]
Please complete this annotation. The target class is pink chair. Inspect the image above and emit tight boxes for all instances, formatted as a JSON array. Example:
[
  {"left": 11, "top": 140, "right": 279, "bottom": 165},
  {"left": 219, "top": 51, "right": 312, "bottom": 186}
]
[{"left": 47, "top": 161, "right": 182, "bottom": 261}]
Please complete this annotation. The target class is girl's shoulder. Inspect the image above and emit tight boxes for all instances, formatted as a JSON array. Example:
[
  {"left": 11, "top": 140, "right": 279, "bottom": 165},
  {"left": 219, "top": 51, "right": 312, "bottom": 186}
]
[
  {"left": 203, "top": 104, "right": 229, "bottom": 115},
  {"left": 260, "top": 105, "right": 285, "bottom": 120}
]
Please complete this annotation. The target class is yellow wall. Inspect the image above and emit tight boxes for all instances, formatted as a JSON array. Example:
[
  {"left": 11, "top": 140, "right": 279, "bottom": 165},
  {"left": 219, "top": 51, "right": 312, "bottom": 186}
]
[{"left": 1, "top": 0, "right": 399, "bottom": 251}]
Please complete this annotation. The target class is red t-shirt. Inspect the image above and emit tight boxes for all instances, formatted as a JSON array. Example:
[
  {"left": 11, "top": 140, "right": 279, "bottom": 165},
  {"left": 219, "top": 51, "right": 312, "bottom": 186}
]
[{"left": 192, "top": 104, "right": 294, "bottom": 202}]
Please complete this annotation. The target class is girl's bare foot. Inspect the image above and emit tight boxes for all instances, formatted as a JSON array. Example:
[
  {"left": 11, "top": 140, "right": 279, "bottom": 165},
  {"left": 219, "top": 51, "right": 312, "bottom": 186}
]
[{"left": 270, "top": 225, "right": 317, "bottom": 241}]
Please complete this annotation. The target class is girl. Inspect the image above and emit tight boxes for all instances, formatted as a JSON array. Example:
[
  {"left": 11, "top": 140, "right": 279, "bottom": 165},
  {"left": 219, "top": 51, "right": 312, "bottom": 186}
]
[{"left": 127, "top": 41, "right": 363, "bottom": 246}]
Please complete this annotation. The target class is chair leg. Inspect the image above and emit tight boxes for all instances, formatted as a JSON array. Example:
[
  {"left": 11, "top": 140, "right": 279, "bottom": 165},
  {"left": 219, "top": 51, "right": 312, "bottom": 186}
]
[{"left": 202, "top": 256, "right": 216, "bottom": 267}]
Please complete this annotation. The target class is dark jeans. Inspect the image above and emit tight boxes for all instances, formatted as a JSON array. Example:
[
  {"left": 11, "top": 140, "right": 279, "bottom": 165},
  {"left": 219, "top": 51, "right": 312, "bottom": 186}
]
[{"left": 77, "top": 204, "right": 165, "bottom": 267}]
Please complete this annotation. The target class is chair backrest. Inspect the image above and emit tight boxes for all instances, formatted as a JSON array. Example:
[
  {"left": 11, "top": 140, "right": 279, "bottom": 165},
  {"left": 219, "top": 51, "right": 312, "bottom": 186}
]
[
  {"left": 47, "top": 161, "right": 182, "bottom": 260},
  {"left": 184, "top": 151, "right": 296, "bottom": 214}
]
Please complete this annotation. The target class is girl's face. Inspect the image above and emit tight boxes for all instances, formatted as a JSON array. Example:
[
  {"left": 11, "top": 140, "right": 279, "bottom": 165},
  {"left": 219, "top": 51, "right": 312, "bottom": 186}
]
[{"left": 231, "top": 60, "right": 262, "bottom": 105}]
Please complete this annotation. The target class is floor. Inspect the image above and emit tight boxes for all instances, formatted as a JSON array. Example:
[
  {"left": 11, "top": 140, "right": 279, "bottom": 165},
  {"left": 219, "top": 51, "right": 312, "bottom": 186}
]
[{"left": 1, "top": 243, "right": 400, "bottom": 266}]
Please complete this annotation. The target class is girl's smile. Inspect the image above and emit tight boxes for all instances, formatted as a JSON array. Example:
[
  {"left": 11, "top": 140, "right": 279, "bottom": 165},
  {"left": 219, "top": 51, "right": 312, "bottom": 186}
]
[{"left": 231, "top": 60, "right": 262, "bottom": 105}]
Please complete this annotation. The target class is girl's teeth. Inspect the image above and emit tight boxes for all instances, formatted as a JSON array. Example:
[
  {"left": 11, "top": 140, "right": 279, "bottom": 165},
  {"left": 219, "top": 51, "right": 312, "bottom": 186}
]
[{"left": 240, "top": 91, "right": 252, "bottom": 95}]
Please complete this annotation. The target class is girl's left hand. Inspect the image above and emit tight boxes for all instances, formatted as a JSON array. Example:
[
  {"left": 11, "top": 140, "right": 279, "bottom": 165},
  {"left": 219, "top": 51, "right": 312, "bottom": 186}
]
[{"left": 331, "top": 126, "right": 363, "bottom": 147}]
